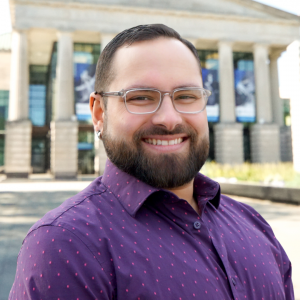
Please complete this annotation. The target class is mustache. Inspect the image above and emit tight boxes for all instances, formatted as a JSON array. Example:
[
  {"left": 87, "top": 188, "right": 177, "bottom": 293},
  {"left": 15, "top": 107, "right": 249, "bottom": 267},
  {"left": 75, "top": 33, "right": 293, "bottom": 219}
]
[{"left": 134, "top": 125, "right": 192, "bottom": 139}]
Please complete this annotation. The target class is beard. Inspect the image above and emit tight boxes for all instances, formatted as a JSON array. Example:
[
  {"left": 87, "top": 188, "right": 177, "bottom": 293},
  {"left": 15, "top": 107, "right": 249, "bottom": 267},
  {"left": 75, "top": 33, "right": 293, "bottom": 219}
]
[{"left": 102, "top": 122, "right": 209, "bottom": 189}]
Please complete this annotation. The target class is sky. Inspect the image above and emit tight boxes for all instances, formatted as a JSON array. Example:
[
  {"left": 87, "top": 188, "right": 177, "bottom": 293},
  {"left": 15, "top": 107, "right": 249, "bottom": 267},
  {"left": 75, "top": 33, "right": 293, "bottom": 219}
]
[
  {"left": 254, "top": 0, "right": 300, "bottom": 15},
  {"left": 0, "top": 0, "right": 299, "bottom": 92}
]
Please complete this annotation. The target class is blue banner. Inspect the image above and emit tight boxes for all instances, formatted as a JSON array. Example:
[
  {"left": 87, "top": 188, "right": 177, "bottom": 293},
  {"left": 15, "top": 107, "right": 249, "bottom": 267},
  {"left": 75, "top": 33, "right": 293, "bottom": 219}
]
[
  {"left": 234, "top": 70, "right": 256, "bottom": 123},
  {"left": 74, "top": 52, "right": 96, "bottom": 122},
  {"left": 202, "top": 68, "right": 219, "bottom": 122}
]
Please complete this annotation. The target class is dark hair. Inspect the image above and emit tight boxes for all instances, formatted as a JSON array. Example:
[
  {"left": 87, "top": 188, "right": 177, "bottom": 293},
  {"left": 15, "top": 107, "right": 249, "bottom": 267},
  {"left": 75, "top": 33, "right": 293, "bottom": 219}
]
[{"left": 95, "top": 24, "right": 202, "bottom": 106}]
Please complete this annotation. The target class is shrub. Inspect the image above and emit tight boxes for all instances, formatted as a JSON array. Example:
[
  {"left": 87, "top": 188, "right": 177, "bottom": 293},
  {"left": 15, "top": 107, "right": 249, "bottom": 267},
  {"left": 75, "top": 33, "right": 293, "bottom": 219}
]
[{"left": 201, "top": 162, "right": 299, "bottom": 187}]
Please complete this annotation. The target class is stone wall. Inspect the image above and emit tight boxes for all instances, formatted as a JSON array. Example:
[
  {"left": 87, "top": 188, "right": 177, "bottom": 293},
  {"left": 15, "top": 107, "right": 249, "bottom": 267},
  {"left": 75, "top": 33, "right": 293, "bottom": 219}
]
[{"left": 280, "top": 126, "right": 293, "bottom": 162}]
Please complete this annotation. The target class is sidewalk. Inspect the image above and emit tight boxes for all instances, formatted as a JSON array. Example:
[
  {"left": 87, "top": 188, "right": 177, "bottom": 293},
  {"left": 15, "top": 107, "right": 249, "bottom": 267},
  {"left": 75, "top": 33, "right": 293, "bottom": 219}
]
[{"left": 0, "top": 178, "right": 299, "bottom": 299}]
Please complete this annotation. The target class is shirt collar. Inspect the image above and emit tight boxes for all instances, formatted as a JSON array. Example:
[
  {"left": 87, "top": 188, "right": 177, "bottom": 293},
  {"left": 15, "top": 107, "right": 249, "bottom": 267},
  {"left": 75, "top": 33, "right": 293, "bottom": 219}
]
[
  {"left": 193, "top": 173, "right": 220, "bottom": 210},
  {"left": 102, "top": 160, "right": 220, "bottom": 217}
]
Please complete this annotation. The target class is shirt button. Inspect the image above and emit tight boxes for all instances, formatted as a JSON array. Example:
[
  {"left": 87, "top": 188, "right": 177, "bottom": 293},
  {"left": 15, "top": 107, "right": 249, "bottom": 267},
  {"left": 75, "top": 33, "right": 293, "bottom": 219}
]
[
  {"left": 231, "top": 278, "right": 237, "bottom": 286},
  {"left": 193, "top": 221, "right": 201, "bottom": 230}
]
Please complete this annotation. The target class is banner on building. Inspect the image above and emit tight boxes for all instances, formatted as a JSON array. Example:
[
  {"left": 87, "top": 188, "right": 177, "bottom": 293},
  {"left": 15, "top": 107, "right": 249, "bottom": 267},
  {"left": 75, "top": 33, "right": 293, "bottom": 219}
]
[
  {"left": 74, "top": 52, "right": 96, "bottom": 122},
  {"left": 202, "top": 68, "right": 219, "bottom": 122},
  {"left": 234, "top": 70, "right": 256, "bottom": 123}
]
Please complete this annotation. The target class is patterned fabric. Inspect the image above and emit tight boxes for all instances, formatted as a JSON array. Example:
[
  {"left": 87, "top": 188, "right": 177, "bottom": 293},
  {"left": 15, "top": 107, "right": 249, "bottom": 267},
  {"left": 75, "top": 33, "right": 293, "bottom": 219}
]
[{"left": 9, "top": 161, "right": 294, "bottom": 300}]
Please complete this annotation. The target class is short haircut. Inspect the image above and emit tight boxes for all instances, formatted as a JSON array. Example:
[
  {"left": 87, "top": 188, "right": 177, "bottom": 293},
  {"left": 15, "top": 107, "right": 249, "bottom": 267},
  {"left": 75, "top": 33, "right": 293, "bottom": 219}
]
[{"left": 94, "top": 24, "right": 202, "bottom": 107}]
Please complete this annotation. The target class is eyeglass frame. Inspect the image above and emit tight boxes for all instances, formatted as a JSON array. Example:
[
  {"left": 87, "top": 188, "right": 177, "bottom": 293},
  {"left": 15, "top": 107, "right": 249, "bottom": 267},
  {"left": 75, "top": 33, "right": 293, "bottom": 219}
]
[{"left": 96, "top": 87, "right": 212, "bottom": 115}]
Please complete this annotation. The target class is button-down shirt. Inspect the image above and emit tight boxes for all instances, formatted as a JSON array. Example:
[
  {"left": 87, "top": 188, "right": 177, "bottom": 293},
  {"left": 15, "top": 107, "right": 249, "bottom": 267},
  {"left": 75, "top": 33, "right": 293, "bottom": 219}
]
[{"left": 9, "top": 161, "right": 294, "bottom": 300}]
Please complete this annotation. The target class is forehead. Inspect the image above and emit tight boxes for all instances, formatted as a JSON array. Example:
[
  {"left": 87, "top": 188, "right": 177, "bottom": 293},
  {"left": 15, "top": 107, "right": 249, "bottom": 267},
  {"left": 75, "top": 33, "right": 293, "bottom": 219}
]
[{"left": 109, "top": 38, "right": 202, "bottom": 90}]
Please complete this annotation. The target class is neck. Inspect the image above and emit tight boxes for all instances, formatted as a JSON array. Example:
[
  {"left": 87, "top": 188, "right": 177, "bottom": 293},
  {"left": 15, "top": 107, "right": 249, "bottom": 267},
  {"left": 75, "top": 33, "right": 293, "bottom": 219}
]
[{"left": 166, "top": 180, "right": 199, "bottom": 213}]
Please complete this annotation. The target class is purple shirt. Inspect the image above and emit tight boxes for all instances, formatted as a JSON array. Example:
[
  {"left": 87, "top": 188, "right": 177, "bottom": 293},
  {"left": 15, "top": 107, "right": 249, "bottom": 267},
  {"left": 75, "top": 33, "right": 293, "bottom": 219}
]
[{"left": 9, "top": 161, "right": 294, "bottom": 300}]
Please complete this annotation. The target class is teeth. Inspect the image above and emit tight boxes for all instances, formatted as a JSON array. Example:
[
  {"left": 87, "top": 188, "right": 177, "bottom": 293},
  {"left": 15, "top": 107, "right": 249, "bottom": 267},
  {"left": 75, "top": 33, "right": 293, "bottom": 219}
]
[{"left": 145, "top": 138, "right": 184, "bottom": 146}]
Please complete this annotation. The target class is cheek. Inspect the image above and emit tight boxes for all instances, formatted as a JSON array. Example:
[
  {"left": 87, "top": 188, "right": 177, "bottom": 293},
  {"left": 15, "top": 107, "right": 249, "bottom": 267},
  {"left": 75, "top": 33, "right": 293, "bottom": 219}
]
[
  {"left": 185, "top": 114, "right": 208, "bottom": 134},
  {"left": 106, "top": 107, "right": 150, "bottom": 138}
]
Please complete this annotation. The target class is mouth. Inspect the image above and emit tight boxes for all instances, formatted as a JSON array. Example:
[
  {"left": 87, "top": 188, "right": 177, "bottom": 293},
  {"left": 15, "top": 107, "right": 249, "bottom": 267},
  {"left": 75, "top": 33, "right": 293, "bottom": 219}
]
[{"left": 143, "top": 137, "right": 185, "bottom": 146}]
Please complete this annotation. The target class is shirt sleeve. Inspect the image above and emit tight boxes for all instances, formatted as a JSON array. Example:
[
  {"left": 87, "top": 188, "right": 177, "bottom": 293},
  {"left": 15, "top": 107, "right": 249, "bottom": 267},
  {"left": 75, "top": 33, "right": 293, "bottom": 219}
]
[
  {"left": 9, "top": 225, "right": 115, "bottom": 300},
  {"left": 280, "top": 243, "right": 295, "bottom": 300},
  {"left": 238, "top": 200, "right": 295, "bottom": 299}
]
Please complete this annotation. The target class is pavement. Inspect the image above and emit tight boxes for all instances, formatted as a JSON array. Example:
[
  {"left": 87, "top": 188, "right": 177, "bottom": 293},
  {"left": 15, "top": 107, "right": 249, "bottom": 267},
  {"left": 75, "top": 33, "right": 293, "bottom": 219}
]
[{"left": 0, "top": 179, "right": 299, "bottom": 300}]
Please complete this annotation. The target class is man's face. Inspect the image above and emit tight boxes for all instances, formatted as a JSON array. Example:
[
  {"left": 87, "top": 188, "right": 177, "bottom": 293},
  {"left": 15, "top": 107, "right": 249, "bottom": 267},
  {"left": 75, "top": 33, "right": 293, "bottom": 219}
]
[{"left": 99, "top": 38, "right": 209, "bottom": 188}]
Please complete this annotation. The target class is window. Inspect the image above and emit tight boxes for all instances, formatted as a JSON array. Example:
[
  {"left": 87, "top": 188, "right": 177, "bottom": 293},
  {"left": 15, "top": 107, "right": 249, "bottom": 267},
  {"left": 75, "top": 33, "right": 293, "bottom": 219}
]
[
  {"left": 29, "top": 65, "right": 48, "bottom": 126},
  {"left": 0, "top": 90, "right": 9, "bottom": 130},
  {"left": 0, "top": 90, "right": 9, "bottom": 166}
]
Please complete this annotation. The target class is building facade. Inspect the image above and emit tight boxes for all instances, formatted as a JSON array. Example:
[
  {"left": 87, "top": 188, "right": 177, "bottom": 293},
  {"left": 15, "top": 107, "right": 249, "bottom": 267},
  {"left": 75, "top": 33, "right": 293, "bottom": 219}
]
[{"left": 0, "top": 0, "right": 299, "bottom": 178}]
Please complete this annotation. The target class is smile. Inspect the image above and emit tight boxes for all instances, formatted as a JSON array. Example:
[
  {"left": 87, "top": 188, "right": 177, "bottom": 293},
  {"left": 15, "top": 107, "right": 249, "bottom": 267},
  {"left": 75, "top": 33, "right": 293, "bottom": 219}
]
[{"left": 144, "top": 138, "right": 184, "bottom": 146}]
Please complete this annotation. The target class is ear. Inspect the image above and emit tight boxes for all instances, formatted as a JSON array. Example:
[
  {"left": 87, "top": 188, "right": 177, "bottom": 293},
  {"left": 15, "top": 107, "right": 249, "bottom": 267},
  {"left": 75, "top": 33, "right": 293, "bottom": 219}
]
[{"left": 89, "top": 92, "right": 105, "bottom": 133}]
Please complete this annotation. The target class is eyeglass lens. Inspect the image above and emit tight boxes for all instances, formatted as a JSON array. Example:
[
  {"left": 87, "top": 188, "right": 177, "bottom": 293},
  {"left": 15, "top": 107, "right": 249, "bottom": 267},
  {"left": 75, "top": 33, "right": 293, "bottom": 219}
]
[{"left": 124, "top": 89, "right": 207, "bottom": 114}]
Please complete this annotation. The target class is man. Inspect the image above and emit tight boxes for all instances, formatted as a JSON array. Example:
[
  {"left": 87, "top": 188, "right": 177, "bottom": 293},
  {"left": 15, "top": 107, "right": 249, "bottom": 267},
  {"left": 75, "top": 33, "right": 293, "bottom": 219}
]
[{"left": 10, "top": 24, "right": 293, "bottom": 300}]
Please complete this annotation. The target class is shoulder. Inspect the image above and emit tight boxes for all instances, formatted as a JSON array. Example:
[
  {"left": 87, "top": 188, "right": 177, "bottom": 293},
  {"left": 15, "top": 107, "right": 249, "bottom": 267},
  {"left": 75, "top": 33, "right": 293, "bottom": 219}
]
[
  {"left": 9, "top": 177, "right": 118, "bottom": 298},
  {"left": 219, "top": 194, "right": 268, "bottom": 224},
  {"left": 29, "top": 176, "right": 108, "bottom": 233},
  {"left": 220, "top": 194, "right": 264, "bottom": 218},
  {"left": 23, "top": 176, "right": 118, "bottom": 265},
  {"left": 218, "top": 194, "right": 292, "bottom": 277},
  {"left": 10, "top": 224, "right": 115, "bottom": 299},
  {"left": 218, "top": 194, "right": 278, "bottom": 243}
]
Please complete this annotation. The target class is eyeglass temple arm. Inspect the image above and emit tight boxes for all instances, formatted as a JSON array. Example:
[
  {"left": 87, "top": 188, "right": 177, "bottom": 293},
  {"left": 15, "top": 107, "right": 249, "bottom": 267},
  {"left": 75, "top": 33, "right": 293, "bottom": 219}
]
[
  {"left": 205, "top": 90, "right": 212, "bottom": 97},
  {"left": 99, "top": 91, "right": 124, "bottom": 97},
  {"left": 92, "top": 90, "right": 124, "bottom": 106}
]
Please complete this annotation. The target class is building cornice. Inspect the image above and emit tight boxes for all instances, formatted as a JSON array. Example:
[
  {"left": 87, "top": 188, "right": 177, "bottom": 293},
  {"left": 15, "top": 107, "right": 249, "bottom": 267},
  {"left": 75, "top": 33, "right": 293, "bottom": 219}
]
[{"left": 11, "top": 0, "right": 300, "bottom": 27}]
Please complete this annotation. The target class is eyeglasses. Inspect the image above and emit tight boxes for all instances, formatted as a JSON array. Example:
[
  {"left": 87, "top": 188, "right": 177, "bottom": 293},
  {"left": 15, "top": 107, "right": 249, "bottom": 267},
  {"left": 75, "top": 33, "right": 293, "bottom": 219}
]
[{"left": 99, "top": 87, "right": 211, "bottom": 115}]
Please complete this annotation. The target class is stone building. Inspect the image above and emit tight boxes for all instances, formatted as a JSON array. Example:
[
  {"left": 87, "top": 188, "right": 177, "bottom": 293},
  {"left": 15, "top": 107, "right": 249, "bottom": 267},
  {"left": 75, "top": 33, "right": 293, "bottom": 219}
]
[{"left": 0, "top": 0, "right": 299, "bottom": 178}]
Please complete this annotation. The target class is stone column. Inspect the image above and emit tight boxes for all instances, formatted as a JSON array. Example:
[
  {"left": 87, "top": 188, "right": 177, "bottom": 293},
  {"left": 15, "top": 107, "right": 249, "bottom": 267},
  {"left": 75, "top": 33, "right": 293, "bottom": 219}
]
[
  {"left": 251, "top": 43, "right": 280, "bottom": 163},
  {"left": 218, "top": 41, "right": 235, "bottom": 123},
  {"left": 270, "top": 51, "right": 284, "bottom": 127},
  {"left": 254, "top": 44, "right": 272, "bottom": 124},
  {"left": 94, "top": 33, "right": 115, "bottom": 175},
  {"left": 290, "top": 90, "right": 300, "bottom": 173},
  {"left": 270, "top": 51, "right": 288, "bottom": 162},
  {"left": 214, "top": 41, "right": 243, "bottom": 164},
  {"left": 51, "top": 31, "right": 78, "bottom": 179},
  {"left": 287, "top": 41, "right": 300, "bottom": 172},
  {"left": 4, "top": 30, "right": 32, "bottom": 178},
  {"left": 250, "top": 124, "right": 280, "bottom": 163},
  {"left": 214, "top": 123, "right": 244, "bottom": 164}
]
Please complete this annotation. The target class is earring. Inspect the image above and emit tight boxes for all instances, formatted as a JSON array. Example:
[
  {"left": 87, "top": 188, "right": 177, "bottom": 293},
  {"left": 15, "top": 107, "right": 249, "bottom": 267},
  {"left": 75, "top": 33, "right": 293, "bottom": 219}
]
[{"left": 97, "top": 130, "right": 102, "bottom": 139}]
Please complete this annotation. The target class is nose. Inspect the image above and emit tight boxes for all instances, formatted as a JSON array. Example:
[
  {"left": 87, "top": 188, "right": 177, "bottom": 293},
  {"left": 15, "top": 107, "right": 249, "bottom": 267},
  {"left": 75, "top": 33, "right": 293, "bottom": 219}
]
[{"left": 151, "top": 93, "right": 183, "bottom": 131}]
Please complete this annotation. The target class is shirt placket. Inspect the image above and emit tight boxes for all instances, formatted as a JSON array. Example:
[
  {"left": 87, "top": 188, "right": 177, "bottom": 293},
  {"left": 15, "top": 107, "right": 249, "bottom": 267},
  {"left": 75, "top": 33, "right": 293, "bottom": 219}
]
[
  {"left": 161, "top": 194, "right": 235, "bottom": 299},
  {"left": 202, "top": 204, "right": 246, "bottom": 300}
]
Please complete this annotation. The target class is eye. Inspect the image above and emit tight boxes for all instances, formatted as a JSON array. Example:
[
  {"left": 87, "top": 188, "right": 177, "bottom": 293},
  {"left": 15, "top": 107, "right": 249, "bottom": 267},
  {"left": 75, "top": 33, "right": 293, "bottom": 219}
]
[
  {"left": 176, "top": 94, "right": 197, "bottom": 100},
  {"left": 127, "top": 95, "right": 155, "bottom": 102},
  {"left": 126, "top": 90, "right": 160, "bottom": 104},
  {"left": 174, "top": 94, "right": 199, "bottom": 103},
  {"left": 174, "top": 90, "right": 204, "bottom": 103}
]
